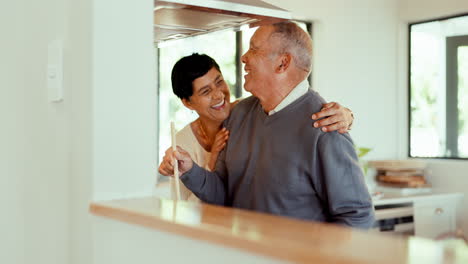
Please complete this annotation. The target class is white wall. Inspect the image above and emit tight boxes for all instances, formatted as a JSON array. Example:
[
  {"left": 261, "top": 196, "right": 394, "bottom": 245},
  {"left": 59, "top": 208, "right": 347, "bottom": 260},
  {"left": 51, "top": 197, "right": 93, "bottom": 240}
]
[
  {"left": 0, "top": 0, "right": 72, "bottom": 263},
  {"left": 1, "top": 0, "right": 167, "bottom": 262},
  {"left": 93, "top": 216, "right": 283, "bottom": 264},
  {"left": 1, "top": 0, "right": 158, "bottom": 263},
  {"left": 72, "top": 0, "right": 158, "bottom": 261},
  {"left": 397, "top": 0, "right": 468, "bottom": 235},
  {"left": 92, "top": 0, "right": 158, "bottom": 201},
  {"left": 0, "top": 1, "right": 26, "bottom": 263},
  {"left": 68, "top": 0, "right": 94, "bottom": 263},
  {"left": 266, "top": 0, "right": 400, "bottom": 160}
]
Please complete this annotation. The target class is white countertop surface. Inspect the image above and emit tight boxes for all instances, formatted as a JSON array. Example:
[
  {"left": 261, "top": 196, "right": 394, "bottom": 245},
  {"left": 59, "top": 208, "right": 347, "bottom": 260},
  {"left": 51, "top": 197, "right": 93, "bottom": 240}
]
[{"left": 372, "top": 190, "right": 464, "bottom": 206}]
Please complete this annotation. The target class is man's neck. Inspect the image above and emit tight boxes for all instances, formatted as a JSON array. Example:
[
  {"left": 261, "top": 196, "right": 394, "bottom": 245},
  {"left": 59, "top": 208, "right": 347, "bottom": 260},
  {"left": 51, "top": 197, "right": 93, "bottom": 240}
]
[
  {"left": 259, "top": 78, "right": 304, "bottom": 113},
  {"left": 259, "top": 87, "right": 292, "bottom": 113}
]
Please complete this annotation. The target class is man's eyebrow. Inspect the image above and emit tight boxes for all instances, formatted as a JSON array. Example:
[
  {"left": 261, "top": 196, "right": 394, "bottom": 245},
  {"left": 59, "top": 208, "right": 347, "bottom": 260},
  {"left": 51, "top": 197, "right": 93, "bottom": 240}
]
[{"left": 215, "top": 74, "right": 222, "bottom": 81}]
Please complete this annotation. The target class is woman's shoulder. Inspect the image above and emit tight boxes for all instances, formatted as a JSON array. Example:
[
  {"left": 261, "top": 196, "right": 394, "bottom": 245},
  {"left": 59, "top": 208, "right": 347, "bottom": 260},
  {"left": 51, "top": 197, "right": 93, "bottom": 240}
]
[
  {"left": 175, "top": 121, "right": 209, "bottom": 166},
  {"left": 176, "top": 123, "right": 192, "bottom": 138},
  {"left": 176, "top": 123, "right": 197, "bottom": 148}
]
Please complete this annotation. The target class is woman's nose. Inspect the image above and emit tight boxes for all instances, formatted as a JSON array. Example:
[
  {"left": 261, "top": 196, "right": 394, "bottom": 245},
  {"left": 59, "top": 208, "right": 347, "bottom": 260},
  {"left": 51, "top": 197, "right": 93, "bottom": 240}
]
[{"left": 213, "top": 87, "right": 224, "bottom": 100}]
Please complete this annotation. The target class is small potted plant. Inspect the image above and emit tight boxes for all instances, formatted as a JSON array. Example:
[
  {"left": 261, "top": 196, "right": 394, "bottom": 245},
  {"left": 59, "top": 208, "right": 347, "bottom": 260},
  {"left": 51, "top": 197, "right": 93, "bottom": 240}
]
[{"left": 355, "top": 146, "right": 374, "bottom": 191}]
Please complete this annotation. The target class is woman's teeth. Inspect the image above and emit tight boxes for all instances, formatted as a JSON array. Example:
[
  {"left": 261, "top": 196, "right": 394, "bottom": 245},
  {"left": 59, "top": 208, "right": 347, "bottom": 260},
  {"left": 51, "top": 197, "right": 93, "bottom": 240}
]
[{"left": 211, "top": 100, "right": 225, "bottom": 109}]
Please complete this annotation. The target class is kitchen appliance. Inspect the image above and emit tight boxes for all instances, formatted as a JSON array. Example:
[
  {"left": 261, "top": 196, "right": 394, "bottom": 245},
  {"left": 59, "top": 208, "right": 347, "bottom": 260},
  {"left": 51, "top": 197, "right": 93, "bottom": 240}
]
[
  {"left": 154, "top": 0, "right": 291, "bottom": 43},
  {"left": 373, "top": 203, "right": 415, "bottom": 236}
]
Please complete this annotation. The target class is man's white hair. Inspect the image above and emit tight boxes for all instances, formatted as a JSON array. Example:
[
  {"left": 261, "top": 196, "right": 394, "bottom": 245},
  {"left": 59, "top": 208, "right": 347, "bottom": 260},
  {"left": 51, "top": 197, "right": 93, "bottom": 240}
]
[{"left": 268, "top": 22, "right": 312, "bottom": 73}]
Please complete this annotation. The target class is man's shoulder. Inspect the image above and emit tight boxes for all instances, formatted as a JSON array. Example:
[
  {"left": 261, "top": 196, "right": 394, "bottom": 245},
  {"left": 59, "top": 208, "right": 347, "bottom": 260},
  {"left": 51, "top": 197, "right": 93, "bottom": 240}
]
[
  {"left": 233, "top": 96, "right": 258, "bottom": 110},
  {"left": 300, "top": 91, "right": 355, "bottom": 143},
  {"left": 284, "top": 89, "right": 327, "bottom": 116},
  {"left": 228, "top": 96, "right": 258, "bottom": 118},
  {"left": 303, "top": 89, "right": 327, "bottom": 108}
]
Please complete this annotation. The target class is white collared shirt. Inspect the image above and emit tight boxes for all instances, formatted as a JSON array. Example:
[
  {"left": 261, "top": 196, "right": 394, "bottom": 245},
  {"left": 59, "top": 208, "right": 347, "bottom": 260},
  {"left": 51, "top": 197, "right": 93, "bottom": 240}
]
[{"left": 268, "top": 79, "right": 309, "bottom": 115}]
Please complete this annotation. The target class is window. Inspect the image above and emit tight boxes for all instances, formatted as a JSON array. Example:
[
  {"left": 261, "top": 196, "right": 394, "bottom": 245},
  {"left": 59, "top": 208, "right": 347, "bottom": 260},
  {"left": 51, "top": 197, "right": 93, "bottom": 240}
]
[
  {"left": 156, "top": 21, "right": 312, "bottom": 164},
  {"left": 409, "top": 14, "right": 468, "bottom": 159}
]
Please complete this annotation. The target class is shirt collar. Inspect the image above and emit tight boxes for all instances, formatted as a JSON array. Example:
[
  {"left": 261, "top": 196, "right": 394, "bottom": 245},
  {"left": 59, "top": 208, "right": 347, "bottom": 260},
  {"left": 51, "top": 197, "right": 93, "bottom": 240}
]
[{"left": 268, "top": 79, "right": 309, "bottom": 115}]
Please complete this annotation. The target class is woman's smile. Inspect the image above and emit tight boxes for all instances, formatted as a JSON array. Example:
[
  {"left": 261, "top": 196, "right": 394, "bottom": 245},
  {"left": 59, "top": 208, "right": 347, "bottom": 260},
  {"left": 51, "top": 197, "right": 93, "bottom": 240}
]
[{"left": 211, "top": 99, "right": 226, "bottom": 110}]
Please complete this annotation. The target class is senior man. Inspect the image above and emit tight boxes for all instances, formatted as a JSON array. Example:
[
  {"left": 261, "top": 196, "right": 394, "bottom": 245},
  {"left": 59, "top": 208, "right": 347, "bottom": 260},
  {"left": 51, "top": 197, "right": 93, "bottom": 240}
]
[{"left": 159, "top": 22, "right": 375, "bottom": 229}]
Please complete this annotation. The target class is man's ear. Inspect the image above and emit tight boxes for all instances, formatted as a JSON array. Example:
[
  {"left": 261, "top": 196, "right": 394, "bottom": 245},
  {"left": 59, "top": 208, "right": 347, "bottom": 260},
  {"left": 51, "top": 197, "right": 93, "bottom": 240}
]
[
  {"left": 182, "top": 98, "right": 194, "bottom": 110},
  {"left": 276, "top": 53, "right": 291, "bottom": 73}
]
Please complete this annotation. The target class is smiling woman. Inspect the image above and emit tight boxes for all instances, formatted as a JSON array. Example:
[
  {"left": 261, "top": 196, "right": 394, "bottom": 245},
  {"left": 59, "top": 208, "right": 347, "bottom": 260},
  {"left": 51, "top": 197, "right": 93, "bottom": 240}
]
[
  {"left": 160, "top": 54, "right": 233, "bottom": 201},
  {"left": 157, "top": 30, "right": 237, "bottom": 169}
]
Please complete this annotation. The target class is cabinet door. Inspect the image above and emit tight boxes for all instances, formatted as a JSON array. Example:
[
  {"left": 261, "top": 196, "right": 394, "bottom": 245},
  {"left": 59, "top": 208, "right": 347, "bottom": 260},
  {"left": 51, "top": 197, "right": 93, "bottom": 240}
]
[{"left": 414, "top": 201, "right": 455, "bottom": 239}]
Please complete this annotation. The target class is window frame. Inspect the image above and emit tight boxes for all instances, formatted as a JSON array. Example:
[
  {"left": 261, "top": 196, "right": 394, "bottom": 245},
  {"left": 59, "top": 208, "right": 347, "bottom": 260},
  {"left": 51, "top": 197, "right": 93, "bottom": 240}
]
[{"left": 408, "top": 13, "right": 468, "bottom": 160}]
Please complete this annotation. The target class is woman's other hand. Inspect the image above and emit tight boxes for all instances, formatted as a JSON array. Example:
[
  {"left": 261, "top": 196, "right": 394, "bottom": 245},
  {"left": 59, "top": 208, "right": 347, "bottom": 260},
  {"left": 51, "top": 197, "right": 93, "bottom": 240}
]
[
  {"left": 207, "top": 128, "right": 229, "bottom": 171},
  {"left": 211, "top": 127, "right": 229, "bottom": 153}
]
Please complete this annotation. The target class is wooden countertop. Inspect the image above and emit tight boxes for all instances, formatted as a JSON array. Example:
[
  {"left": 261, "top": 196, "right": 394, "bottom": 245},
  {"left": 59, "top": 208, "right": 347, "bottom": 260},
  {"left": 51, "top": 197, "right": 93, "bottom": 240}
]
[{"left": 90, "top": 197, "right": 467, "bottom": 264}]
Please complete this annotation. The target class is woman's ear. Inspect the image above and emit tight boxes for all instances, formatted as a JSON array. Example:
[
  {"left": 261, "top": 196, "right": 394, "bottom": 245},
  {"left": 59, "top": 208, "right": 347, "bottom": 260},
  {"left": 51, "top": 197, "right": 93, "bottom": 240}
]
[
  {"left": 182, "top": 98, "right": 194, "bottom": 110},
  {"left": 276, "top": 53, "right": 291, "bottom": 73}
]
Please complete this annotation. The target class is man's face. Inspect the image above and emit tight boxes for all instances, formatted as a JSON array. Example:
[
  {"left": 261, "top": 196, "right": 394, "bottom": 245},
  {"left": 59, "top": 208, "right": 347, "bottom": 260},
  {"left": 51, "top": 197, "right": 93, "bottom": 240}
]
[
  {"left": 183, "top": 67, "right": 231, "bottom": 123},
  {"left": 241, "top": 26, "right": 277, "bottom": 97}
]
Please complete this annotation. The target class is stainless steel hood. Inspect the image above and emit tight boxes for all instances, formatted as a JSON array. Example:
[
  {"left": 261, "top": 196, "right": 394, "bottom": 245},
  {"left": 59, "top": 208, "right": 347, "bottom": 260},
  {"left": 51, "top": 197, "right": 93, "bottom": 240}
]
[{"left": 154, "top": 0, "right": 291, "bottom": 43}]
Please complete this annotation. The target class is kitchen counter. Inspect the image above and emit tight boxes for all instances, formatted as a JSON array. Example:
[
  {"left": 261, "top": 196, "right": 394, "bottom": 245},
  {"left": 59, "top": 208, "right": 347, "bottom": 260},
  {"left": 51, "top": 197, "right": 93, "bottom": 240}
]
[
  {"left": 372, "top": 191, "right": 463, "bottom": 206},
  {"left": 90, "top": 196, "right": 467, "bottom": 264}
]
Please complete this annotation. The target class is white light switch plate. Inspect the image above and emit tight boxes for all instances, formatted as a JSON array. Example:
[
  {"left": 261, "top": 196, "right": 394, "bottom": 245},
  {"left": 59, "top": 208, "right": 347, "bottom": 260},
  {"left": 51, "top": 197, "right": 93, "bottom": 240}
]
[{"left": 47, "top": 39, "right": 63, "bottom": 102}]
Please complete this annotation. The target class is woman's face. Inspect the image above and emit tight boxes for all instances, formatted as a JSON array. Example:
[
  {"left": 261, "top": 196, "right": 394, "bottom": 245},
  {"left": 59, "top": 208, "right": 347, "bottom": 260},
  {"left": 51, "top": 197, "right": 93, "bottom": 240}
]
[{"left": 183, "top": 67, "right": 231, "bottom": 123}]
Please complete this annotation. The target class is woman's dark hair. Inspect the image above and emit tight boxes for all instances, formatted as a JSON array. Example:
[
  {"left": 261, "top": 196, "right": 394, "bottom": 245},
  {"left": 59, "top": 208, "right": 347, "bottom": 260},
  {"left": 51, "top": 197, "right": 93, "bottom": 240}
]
[{"left": 171, "top": 53, "right": 221, "bottom": 100}]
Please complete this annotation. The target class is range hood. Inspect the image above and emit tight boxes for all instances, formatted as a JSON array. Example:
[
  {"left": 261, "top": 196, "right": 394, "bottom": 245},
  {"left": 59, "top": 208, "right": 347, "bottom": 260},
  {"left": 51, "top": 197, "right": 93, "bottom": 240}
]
[{"left": 154, "top": 0, "right": 291, "bottom": 43}]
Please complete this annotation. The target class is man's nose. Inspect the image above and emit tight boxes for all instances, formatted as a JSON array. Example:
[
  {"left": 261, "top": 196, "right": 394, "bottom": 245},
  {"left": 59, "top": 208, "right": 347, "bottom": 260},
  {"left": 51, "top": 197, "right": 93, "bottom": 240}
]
[{"left": 241, "top": 52, "right": 247, "bottom": 63}]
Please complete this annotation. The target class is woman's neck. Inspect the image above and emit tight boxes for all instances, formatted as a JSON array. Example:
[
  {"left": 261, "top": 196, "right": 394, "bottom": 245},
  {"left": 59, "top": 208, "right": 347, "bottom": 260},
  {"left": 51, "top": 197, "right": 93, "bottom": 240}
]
[{"left": 191, "top": 117, "right": 223, "bottom": 152}]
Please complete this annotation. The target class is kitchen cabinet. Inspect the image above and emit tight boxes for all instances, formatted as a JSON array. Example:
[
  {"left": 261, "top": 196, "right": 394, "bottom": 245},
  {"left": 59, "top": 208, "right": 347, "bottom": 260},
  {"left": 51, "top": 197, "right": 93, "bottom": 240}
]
[
  {"left": 413, "top": 197, "right": 457, "bottom": 238},
  {"left": 373, "top": 192, "right": 463, "bottom": 239}
]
